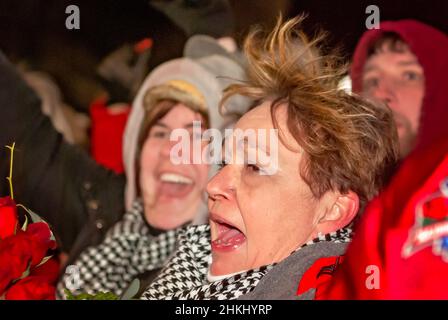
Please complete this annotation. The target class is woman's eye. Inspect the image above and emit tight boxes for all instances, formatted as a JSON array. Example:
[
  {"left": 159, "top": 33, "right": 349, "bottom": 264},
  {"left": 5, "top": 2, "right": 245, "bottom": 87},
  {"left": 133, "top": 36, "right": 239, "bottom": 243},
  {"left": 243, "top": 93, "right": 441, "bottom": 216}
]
[
  {"left": 403, "top": 71, "right": 421, "bottom": 81},
  {"left": 150, "top": 131, "right": 168, "bottom": 139},
  {"left": 216, "top": 161, "right": 263, "bottom": 174},
  {"left": 217, "top": 160, "right": 227, "bottom": 170},
  {"left": 246, "top": 164, "right": 260, "bottom": 173}
]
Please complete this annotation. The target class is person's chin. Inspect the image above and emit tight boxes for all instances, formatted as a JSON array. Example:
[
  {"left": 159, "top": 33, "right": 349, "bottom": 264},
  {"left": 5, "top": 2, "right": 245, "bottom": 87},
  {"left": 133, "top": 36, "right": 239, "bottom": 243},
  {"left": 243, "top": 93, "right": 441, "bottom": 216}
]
[
  {"left": 148, "top": 207, "right": 191, "bottom": 230},
  {"left": 398, "top": 131, "right": 417, "bottom": 158},
  {"left": 210, "top": 255, "right": 245, "bottom": 276}
]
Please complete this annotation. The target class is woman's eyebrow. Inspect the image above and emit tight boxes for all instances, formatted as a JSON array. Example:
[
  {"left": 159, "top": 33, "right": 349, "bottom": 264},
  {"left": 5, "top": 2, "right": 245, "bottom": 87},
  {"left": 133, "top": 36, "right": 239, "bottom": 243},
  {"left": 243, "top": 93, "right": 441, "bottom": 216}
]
[
  {"left": 153, "top": 122, "right": 202, "bottom": 130},
  {"left": 153, "top": 122, "right": 169, "bottom": 129},
  {"left": 184, "top": 123, "right": 199, "bottom": 129}
]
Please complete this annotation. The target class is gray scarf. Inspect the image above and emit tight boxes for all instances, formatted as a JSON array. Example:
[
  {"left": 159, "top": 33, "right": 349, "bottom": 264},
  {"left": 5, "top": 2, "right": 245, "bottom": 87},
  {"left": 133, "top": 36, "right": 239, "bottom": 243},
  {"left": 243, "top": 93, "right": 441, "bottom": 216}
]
[{"left": 140, "top": 224, "right": 352, "bottom": 300}]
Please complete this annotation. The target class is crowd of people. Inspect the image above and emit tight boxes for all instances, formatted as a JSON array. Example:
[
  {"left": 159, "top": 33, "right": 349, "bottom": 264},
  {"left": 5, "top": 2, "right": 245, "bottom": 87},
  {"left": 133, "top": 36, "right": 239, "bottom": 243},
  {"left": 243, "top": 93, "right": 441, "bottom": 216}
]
[{"left": 0, "top": 13, "right": 447, "bottom": 300}]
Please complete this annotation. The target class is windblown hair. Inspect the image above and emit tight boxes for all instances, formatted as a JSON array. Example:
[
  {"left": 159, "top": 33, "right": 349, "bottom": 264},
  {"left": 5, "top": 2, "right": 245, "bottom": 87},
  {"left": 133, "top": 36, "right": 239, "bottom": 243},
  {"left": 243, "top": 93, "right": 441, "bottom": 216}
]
[{"left": 222, "top": 16, "right": 399, "bottom": 210}]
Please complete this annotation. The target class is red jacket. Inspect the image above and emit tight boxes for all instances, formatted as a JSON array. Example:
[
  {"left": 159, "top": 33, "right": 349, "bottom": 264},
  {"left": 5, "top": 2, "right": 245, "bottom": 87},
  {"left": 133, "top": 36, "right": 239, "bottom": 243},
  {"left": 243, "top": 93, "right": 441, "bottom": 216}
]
[
  {"left": 322, "top": 20, "right": 448, "bottom": 299},
  {"left": 323, "top": 140, "right": 448, "bottom": 299}
]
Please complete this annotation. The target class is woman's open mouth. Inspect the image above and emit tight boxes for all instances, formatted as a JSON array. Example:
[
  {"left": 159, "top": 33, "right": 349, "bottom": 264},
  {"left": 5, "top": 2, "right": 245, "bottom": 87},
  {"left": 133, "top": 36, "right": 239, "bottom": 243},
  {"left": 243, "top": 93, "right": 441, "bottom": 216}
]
[
  {"left": 210, "top": 215, "right": 246, "bottom": 252},
  {"left": 157, "top": 172, "right": 194, "bottom": 200}
]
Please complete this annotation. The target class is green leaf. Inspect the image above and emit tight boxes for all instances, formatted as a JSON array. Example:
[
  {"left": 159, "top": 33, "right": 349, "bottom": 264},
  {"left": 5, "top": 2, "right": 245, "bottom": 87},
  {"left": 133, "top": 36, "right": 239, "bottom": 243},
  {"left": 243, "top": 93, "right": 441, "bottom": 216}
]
[
  {"left": 64, "top": 289, "right": 75, "bottom": 300},
  {"left": 27, "top": 208, "right": 45, "bottom": 224},
  {"left": 64, "top": 289, "right": 119, "bottom": 300},
  {"left": 17, "top": 264, "right": 31, "bottom": 281},
  {"left": 17, "top": 204, "right": 55, "bottom": 242},
  {"left": 120, "top": 278, "right": 140, "bottom": 300},
  {"left": 35, "top": 255, "right": 53, "bottom": 268},
  {"left": 21, "top": 214, "right": 28, "bottom": 231},
  {"left": 16, "top": 204, "right": 43, "bottom": 223},
  {"left": 49, "top": 229, "right": 56, "bottom": 242}
]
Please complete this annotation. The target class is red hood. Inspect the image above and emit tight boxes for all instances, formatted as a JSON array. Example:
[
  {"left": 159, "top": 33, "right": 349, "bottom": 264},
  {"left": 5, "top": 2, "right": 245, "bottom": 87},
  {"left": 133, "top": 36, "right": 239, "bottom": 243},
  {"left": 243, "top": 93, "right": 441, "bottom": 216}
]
[{"left": 351, "top": 20, "right": 448, "bottom": 154}]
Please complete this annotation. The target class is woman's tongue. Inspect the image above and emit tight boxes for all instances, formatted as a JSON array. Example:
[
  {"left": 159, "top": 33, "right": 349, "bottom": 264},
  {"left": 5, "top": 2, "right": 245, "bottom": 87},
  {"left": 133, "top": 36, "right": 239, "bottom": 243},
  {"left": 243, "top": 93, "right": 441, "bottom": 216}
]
[
  {"left": 158, "top": 182, "right": 193, "bottom": 198},
  {"left": 212, "top": 223, "right": 246, "bottom": 251},
  {"left": 157, "top": 173, "right": 194, "bottom": 200}
]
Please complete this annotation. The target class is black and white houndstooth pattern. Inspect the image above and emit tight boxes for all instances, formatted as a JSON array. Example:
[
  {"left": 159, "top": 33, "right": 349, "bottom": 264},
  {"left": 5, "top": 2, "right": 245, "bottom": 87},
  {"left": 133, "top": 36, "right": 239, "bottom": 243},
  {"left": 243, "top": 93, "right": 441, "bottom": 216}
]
[
  {"left": 57, "top": 199, "right": 178, "bottom": 298},
  {"left": 140, "top": 225, "right": 353, "bottom": 300}
]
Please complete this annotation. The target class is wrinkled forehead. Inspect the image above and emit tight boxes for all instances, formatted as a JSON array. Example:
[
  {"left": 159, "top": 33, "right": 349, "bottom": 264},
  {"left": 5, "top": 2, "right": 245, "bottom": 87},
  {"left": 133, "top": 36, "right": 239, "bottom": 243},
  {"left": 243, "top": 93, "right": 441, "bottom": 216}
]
[
  {"left": 235, "top": 100, "right": 284, "bottom": 130},
  {"left": 233, "top": 100, "right": 300, "bottom": 152}
]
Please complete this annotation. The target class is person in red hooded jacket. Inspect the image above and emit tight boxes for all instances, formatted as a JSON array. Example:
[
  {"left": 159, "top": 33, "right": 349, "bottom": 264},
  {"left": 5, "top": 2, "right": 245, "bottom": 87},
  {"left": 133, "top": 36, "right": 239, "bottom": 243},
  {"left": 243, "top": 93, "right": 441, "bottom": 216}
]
[
  {"left": 351, "top": 20, "right": 448, "bottom": 159},
  {"left": 318, "top": 20, "right": 448, "bottom": 299}
]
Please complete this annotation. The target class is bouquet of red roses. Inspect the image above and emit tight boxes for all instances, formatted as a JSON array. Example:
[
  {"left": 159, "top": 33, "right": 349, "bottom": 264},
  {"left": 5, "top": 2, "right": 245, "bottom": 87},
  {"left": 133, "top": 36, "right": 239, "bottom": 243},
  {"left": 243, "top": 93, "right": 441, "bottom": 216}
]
[{"left": 0, "top": 143, "right": 59, "bottom": 300}]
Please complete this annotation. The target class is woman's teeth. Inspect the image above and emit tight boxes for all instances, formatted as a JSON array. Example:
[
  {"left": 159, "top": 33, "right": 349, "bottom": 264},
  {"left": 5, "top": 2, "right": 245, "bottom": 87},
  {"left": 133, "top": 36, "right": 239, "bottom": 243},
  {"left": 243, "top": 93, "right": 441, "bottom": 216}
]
[{"left": 159, "top": 173, "right": 193, "bottom": 184}]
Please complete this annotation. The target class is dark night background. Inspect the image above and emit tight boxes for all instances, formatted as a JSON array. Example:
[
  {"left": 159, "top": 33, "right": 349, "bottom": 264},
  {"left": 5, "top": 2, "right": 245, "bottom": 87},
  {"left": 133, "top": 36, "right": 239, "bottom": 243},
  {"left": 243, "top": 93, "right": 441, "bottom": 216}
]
[{"left": 0, "top": 0, "right": 446, "bottom": 112}]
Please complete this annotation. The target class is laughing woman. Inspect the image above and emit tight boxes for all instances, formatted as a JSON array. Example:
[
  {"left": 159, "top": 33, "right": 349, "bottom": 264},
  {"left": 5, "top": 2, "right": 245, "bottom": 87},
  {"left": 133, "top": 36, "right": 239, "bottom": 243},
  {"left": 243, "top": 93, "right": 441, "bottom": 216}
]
[
  {"left": 139, "top": 17, "right": 399, "bottom": 300},
  {"left": 57, "top": 36, "right": 249, "bottom": 298}
]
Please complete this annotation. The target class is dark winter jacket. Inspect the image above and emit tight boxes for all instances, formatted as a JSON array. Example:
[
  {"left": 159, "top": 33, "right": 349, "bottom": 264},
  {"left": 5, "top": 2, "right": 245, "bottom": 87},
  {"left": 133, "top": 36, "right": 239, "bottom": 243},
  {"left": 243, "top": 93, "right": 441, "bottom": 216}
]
[{"left": 0, "top": 51, "right": 125, "bottom": 261}]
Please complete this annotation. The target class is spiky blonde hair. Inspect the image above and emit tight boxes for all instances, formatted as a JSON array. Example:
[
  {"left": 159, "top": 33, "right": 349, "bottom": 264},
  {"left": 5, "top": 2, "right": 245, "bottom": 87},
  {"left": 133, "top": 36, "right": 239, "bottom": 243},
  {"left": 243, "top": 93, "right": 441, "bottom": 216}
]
[{"left": 222, "top": 16, "right": 399, "bottom": 209}]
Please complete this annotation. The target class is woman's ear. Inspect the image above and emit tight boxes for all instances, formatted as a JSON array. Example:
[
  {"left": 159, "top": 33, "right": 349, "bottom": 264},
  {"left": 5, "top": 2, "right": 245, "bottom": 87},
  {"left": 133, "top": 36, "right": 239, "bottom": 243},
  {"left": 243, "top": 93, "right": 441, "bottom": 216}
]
[{"left": 317, "top": 190, "right": 359, "bottom": 233}]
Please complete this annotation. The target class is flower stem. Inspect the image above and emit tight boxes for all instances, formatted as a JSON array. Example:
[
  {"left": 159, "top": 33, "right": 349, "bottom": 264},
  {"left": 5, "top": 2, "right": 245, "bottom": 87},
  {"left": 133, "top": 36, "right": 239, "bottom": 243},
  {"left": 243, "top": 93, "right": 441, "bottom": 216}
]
[{"left": 5, "top": 142, "right": 15, "bottom": 199}]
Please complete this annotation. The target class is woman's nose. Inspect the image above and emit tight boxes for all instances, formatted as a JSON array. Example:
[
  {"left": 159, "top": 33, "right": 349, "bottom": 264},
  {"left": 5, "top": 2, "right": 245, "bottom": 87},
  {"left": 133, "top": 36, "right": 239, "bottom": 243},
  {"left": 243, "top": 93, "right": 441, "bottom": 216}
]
[
  {"left": 160, "top": 138, "right": 177, "bottom": 158},
  {"left": 206, "top": 165, "right": 235, "bottom": 202}
]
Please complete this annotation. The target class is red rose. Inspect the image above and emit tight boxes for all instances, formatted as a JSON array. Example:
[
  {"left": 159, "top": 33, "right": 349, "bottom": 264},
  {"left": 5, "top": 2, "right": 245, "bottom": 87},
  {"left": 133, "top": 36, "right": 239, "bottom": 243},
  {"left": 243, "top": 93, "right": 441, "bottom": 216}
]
[
  {"left": 30, "top": 257, "right": 60, "bottom": 283},
  {"left": 0, "top": 232, "right": 33, "bottom": 294},
  {"left": 26, "top": 222, "right": 57, "bottom": 266},
  {"left": 5, "top": 276, "right": 56, "bottom": 300},
  {"left": 0, "top": 197, "right": 59, "bottom": 299},
  {"left": 0, "top": 226, "right": 54, "bottom": 295},
  {"left": 0, "top": 196, "right": 18, "bottom": 240}
]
